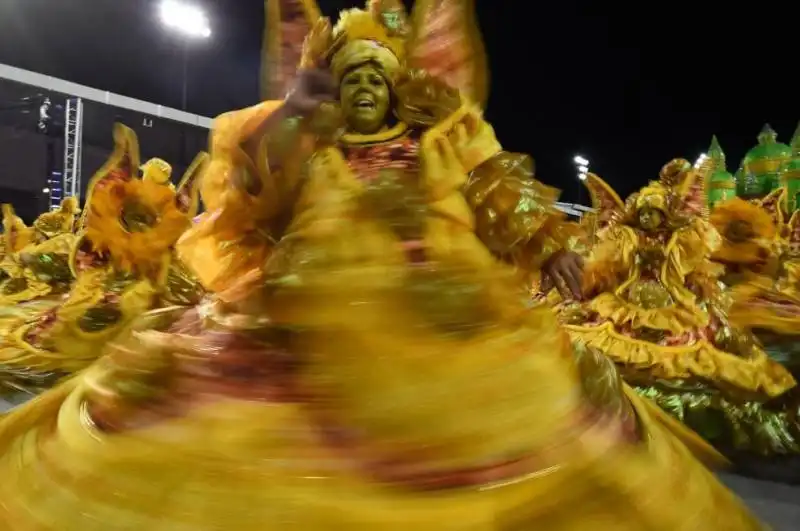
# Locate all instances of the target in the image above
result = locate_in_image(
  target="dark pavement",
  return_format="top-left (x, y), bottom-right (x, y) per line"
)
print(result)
top-left (722, 473), bottom-right (799, 530)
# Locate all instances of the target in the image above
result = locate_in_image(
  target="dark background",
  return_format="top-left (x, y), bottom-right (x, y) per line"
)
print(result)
top-left (0, 77), bottom-right (208, 221)
top-left (0, 0), bottom-right (796, 219)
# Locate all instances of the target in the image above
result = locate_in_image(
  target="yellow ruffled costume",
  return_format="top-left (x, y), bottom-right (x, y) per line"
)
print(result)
top-left (0, 125), bottom-right (205, 394)
top-left (0, 199), bottom-right (78, 308)
top-left (711, 191), bottom-right (800, 381)
top-left (0, 1), bottom-right (762, 529)
top-left (558, 165), bottom-right (799, 457)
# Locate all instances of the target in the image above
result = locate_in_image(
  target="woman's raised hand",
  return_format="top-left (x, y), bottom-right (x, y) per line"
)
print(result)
top-left (284, 68), bottom-right (337, 116)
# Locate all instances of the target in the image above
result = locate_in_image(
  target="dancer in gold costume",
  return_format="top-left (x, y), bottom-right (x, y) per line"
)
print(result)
top-left (0, 1), bottom-right (762, 529)
top-left (0, 125), bottom-right (205, 394)
top-left (0, 197), bottom-right (79, 309)
top-left (558, 161), bottom-right (800, 463)
top-left (709, 190), bottom-right (800, 376)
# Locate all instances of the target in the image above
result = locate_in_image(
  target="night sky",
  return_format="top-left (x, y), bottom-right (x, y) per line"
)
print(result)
top-left (0, 0), bottom-right (795, 204)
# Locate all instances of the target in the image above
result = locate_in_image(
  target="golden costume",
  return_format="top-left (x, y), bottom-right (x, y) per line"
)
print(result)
top-left (0, 125), bottom-right (205, 394)
top-left (0, 1), bottom-right (762, 529)
top-left (709, 190), bottom-right (800, 377)
top-left (0, 198), bottom-right (79, 309)
top-left (558, 162), bottom-right (799, 460)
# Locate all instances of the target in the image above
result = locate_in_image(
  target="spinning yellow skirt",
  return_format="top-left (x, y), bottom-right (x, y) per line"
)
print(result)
top-left (0, 299), bottom-right (764, 530)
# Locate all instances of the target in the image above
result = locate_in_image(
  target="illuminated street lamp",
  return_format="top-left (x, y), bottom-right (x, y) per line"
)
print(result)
top-left (574, 155), bottom-right (590, 181)
top-left (573, 155), bottom-right (590, 207)
top-left (158, 0), bottom-right (211, 110)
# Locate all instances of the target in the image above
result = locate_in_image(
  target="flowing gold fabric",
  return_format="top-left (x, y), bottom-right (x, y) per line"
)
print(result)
top-left (0, 126), bottom-right (204, 394)
top-left (0, 98), bottom-right (764, 529)
top-left (558, 177), bottom-right (798, 456)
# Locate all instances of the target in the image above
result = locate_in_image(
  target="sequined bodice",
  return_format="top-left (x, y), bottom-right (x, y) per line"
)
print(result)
top-left (339, 134), bottom-right (420, 181)
top-left (634, 231), bottom-right (671, 279)
top-left (624, 230), bottom-right (674, 309)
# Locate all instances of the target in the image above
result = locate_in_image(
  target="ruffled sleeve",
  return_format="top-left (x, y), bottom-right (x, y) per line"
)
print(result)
top-left (178, 101), bottom-right (314, 293)
top-left (462, 148), bottom-right (582, 274)
top-left (582, 225), bottom-right (637, 296)
top-left (662, 218), bottom-right (721, 308)
top-left (419, 104), bottom-right (579, 276)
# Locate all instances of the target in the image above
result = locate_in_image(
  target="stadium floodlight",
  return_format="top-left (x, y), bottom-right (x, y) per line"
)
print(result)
top-left (158, 0), bottom-right (211, 110)
top-left (159, 0), bottom-right (211, 39)
top-left (574, 155), bottom-right (590, 181)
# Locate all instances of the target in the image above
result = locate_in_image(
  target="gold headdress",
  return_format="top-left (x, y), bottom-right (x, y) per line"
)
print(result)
top-left (262, 0), bottom-right (488, 106)
top-left (327, 0), bottom-right (407, 83)
top-left (709, 197), bottom-right (776, 264)
top-left (77, 124), bottom-right (206, 275)
top-left (635, 182), bottom-right (671, 212)
top-left (619, 158), bottom-right (711, 226)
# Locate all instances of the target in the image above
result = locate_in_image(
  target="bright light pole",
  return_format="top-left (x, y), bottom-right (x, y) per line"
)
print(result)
top-left (574, 155), bottom-right (590, 181)
top-left (573, 155), bottom-right (590, 206)
top-left (158, 0), bottom-right (211, 111)
top-left (574, 155), bottom-right (589, 180)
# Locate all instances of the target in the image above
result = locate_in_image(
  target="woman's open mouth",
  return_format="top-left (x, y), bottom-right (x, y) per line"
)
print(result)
top-left (354, 98), bottom-right (375, 110)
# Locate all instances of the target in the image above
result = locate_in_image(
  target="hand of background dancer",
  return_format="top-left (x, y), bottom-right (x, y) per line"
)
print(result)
top-left (284, 68), bottom-right (337, 117)
top-left (543, 250), bottom-right (584, 300)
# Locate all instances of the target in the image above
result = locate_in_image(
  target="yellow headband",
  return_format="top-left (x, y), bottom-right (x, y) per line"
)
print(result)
top-left (330, 39), bottom-right (401, 84)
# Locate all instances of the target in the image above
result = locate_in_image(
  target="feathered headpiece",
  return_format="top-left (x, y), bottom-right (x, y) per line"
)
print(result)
top-left (1, 204), bottom-right (37, 253)
top-left (262, 0), bottom-right (488, 106)
top-left (76, 124), bottom-right (207, 275)
top-left (583, 157), bottom-right (711, 231)
top-left (634, 181), bottom-right (671, 213)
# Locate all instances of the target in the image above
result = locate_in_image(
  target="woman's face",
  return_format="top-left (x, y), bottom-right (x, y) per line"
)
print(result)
top-left (637, 207), bottom-right (664, 231)
top-left (339, 64), bottom-right (391, 135)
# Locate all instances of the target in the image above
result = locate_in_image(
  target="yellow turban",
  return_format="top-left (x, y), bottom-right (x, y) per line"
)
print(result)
top-left (330, 39), bottom-right (401, 84)
top-left (635, 183), bottom-right (669, 212)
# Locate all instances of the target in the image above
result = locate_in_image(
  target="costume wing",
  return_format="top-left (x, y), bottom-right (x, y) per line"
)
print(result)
top-left (582, 172), bottom-right (624, 230)
top-left (175, 152), bottom-right (209, 218)
top-left (261, 0), bottom-right (322, 100)
top-left (77, 124), bottom-right (140, 231)
top-left (406, 0), bottom-right (489, 107)
top-left (788, 211), bottom-right (800, 256)
top-left (676, 159), bottom-right (711, 221)
top-left (1, 204), bottom-right (33, 253)
top-left (757, 187), bottom-right (787, 228)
